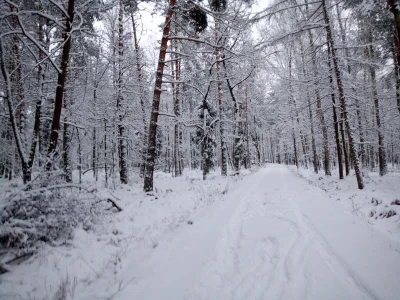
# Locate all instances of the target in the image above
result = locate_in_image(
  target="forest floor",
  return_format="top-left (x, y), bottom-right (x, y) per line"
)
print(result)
top-left (1, 164), bottom-right (400, 300)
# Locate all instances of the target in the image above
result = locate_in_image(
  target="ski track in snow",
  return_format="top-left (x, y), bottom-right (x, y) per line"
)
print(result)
top-left (108, 165), bottom-right (399, 300)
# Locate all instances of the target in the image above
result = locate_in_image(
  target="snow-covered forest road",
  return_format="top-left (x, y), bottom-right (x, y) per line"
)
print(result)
top-left (112, 165), bottom-right (400, 300)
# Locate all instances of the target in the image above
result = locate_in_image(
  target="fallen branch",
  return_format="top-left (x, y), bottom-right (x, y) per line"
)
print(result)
top-left (107, 198), bottom-right (123, 212)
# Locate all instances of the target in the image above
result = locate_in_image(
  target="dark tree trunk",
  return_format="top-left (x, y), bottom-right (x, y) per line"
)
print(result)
top-left (340, 117), bottom-right (349, 176)
top-left (104, 120), bottom-right (108, 187)
top-left (117, 0), bottom-right (128, 184)
top-left (288, 47), bottom-right (298, 169)
top-left (92, 71), bottom-right (99, 180)
top-left (307, 30), bottom-right (331, 176)
top-left (143, 0), bottom-right (176, 192)
top-left (10, 5), bottom-right (26, 148)
top-left (367, 39), bottom-right (387, 176)
top-left (388, 0), bottom-right (400, 92)
top-left (215, 24), bottom-right (227, 176)
top-left (171, 24), bottom-right (182, 177)
top-left (392, 43), bottom-right (400, 115)
top-left (322, 0), bottom-right (364, 189)
top-left (47, 0), bottom-right (75, 170)
top-left (0, 17), bottom-right (44, 184)
top-left (327, 41), bottom-right (344, 179)
top-left (336, 4), bottom-right (365, 172)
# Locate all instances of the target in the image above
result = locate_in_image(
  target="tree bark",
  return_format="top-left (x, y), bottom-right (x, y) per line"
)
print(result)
top-left (215, 23), bottom-right (227, 176)
top-left (104, 119), bottom-right (108, 187)
top-left (367, 37), bottom-right (387, 176)
top-left (143, 0), bottom-right (176, 192)
top-left (117, 0), bottom-right (128, 184)
top-left (222, 59), bottom-right (240, 173)
top-left (326, 38), bottom-right (344, 179)
top-left (392, 43), bottom-right (400, 115)
top-left (322, 0), bottom-right (364, 189)
top-left (130, 1), bottom-right (148, 176)
top-left (62, 91), bottom-right (72, 182)
top-left (307, 30), bottom-right (330, 175)
top-left (10, 5), bottom-right (26, 148)
top-left (171, 20), bottom-right (182, 177)
top-left (288, 46), bottom-right (298, 169)
top-left (46, 0), bottom-right (75, 170)
top-left (336, 3), bottom-right (365, 172)
top-left (0, 16), bottom-right (44, 184)
top-left (388, 0), bottom-right (400, 82)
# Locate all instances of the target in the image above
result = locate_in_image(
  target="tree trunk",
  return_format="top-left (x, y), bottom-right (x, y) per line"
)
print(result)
top-left (322, 0), bottom-right (364, 189)
top-left (336, 3), bottom-right (365, 172)
top-left (0, 19), bottom-right (43, 185)
top-left (326, 39), bottom-right (344, 179)
top-left (117, 0), bottom-right (128, 184)
top-left (143, 0), bottom-right (176, 192)
top-left (104, 119), bottom-right (108, 187)
top-left (92, 68), bottom-right (99, 180)
top-left (47, 0), bottom-right (75, 170)
top-left (367, 39), bottom-right (388, 176)
top-left (171, 22), bottom-right (182, 177)
top-left (340, 117), bottom-right (350, 176)
top-left (62, 114), bottom-right (72, 182)
top-left (388, 0), bottom-right (400, 87)
top-left (10, 4), bottom-right (26, 149)
top-left (222, 60), bottom-right (241, 173)
top-left (307, 31), bottom-right (330, 175)
top-left (288, 46), bottom-right (298, 169)
top-left (130, 2), bottom-right (148, 176)
top-left (215, 23), bottom-right (227, 176)
top-left (77, 129), bottom-right (82, 185)
top-left (392, 43), bottom-right (400, 115)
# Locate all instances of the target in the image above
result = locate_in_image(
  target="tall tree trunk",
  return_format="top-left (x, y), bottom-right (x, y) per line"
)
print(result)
top-left (77, 129), bottom-right (82, 185)
top-left (143, 0), bottom-right (176, 192)
top-left (245, 87), bottom-right (250, 168)
top-left (62, 90), bottom-right (72, 182)
top-left (215, 22), bottom-right (227, 176)
top-left (0, 16), bottom-right (44, 184)
top-left (0, 39), bottom-right (28, 182)
top-left (340, 116), bottom-right (350, 176)
top-left (288, 46), bottom-right (298, 169)
top-left (222, 60), bottom-right (240, 173)
top-left (336, 3), bottom-right (365, 171)
top-left (388, 0), bottom-right (400, 84)
top-left (326, 38), bottom-right (344, 179)
top-left (322, 0), bottom-right (364, 189)
top-left (367, 37), bottom-right (388, 176)
top-left (130, 2), bottom-right (148, 176)
top-left (392, 43), bottom-right (400, 115)
top-left (10, 4), bottom-right (26, 148)
top-left (171, 21), bottom-right (182, 177)
top-left (117, 0), bottom-right (128, 184)
top-left (92, 83), bottom-right (98, 180)
top-left (46, 0), bottom-right (75, 171)
top-left (104, 119), bottom-right (108, 187)
top-left (277, 140), bottom-right (281, 164)
top-left (305, 0), bottom-right (331, 176)
top-left (307, 33), bottom-right (330, 175)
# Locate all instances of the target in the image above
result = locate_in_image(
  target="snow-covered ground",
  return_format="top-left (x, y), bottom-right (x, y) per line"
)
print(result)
top-left (1, 164), bottom-right (400, 300)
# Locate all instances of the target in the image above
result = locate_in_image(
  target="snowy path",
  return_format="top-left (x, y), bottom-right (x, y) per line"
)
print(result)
top-left (111, 165), bottom-right (400, 300)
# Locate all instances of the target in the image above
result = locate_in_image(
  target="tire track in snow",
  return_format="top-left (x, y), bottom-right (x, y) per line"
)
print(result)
top-left (280, 167), bottom-right (379, 300)
top-left (211, 170), bottom-right (311, 300)
top-left (116, 166), bottom-right (389, 300)
top-left (292, 205), bottom-right (379, 300)
top-left (189, 169), bottom-right (273, 299)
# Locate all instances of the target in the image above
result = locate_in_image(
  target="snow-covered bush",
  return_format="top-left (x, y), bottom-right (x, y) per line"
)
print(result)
top-left (0, 174), bottom-right (102, 259)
